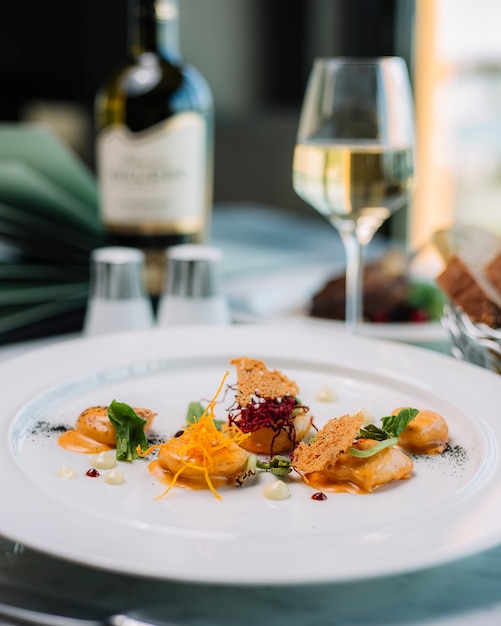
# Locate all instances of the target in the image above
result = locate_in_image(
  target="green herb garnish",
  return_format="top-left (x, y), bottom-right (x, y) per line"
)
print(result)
top-left (107, 400), bottom-right (149, 462)
top-left (186, 401), bottom-right (225, 431)
top-left (349, 437), bottom-right (399, 458)
top-left (358, 423), bottom-right (388, 441)
top-left (256, 455), bottom-right (293, 477)
top-left (235, 454), bottom-right (293, 487)
top-left (349, 407), bottom-right (419, 458)
top-left (186, 401), bottom-right (205, 424)
top-left (381, 407), bottom-right (419, 438)
top-left (408, 282), bottom-right (446, 320)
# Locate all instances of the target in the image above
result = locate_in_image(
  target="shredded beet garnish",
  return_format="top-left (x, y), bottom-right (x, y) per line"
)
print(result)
top-left (228, 395), bottom-right (308, 455)
top-left (229, 395), bottom-right (302, 433)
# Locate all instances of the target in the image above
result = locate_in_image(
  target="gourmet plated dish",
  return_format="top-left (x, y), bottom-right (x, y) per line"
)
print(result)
top-left (55, 357), bottom-right (451, 500)
top-left (310, 248), bottom-right (445, 323)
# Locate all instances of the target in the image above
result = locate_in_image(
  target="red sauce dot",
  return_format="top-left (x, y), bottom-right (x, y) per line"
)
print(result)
top-left (86, 468), bottom-right (100, 477)
top-left (311, 491), bottom-right (327, 501)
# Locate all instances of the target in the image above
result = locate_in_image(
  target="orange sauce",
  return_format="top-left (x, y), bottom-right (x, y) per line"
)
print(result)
top-left (303, 471), bottom-right (367, 495)
top-left (58, 430), bottom-right (113, 454)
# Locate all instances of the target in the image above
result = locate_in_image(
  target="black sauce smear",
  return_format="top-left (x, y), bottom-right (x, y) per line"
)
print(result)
top-left (146, 431), bottom-right (167, 446)
top-left (30, 421), bottom-right (70, 438)
top-left (411, 443), bottom-right (470, 477)
top-left (443, 443), bottom-right (470, 466)
top-left (29, 420), bottom-right (167, 446)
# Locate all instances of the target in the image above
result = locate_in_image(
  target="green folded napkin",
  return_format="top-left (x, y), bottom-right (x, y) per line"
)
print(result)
top-left (0, 123), bottom-right (104, 344)
top-left (0, 122), bottom-right (97, 209)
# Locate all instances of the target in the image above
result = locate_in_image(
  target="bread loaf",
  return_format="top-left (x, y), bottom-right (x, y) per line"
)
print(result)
top-left (486, 253), bottom-right (501, 289)
top-left (435, 224), bottom-right (501, 327)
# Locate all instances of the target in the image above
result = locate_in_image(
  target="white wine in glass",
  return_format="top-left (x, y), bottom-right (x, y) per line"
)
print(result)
top-left (293, 57), bottom-right (415, 331)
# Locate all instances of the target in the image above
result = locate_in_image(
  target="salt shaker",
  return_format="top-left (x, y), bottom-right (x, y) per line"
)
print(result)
top-left (83, 247), bottom-right (155, 336)
top-left (156, 244), bottom-right (231, 326)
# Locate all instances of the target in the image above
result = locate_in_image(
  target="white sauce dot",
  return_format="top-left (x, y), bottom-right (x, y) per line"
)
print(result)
top-left (105, 468), bottom-right (125, 485)
top-left (264, 480), bottom-right (290, 500)
top-left (58, 466), bottom-right (78, 479)
top-left (90, 451), bottom-right (117, 470)
top-left (315, 385), bottom-right (337, 402)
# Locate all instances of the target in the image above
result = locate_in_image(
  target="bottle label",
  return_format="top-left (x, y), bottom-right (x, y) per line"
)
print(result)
top-left (97, 112), bottom-right (206, 232)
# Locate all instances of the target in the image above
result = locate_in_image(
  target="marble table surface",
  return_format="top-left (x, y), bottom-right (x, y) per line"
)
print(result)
top-left (2, 531), bottom-right (501, 626)
top-left (1, 204), bottom-right (501, 625)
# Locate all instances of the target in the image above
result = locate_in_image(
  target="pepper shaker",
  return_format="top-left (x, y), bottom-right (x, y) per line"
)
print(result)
top-left (83, 247), bottom-right (155, 336)
top-left (156, 244), bottom-right (231, 326)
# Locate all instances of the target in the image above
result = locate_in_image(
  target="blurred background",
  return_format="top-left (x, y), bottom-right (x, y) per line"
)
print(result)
top-left (3, 0), bottom-right (501, 343)
top-left (0, 0), bottom-right (414, 227)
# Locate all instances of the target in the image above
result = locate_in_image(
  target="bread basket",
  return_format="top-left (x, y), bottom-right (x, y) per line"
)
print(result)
top-left (442, 303), bottom-right (501, 373)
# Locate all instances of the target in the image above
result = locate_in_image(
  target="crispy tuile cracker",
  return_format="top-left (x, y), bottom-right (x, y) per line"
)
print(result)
top-left (230, 357), bottom-right (300, 407)
top-left (293, 411), bottom-right (364, 474)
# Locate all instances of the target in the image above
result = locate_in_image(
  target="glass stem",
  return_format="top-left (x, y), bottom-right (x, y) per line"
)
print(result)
top-left (339, 229), bottom-right (364, 333)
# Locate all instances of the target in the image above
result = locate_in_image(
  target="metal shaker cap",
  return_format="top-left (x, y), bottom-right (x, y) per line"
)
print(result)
top-left (164, 244), bottom-right (224, 298)
top-left (89, 247), bottom-right (147, 300)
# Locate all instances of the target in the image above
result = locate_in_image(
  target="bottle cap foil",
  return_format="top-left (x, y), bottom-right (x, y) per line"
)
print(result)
top-left (164, 244), bottom-right (225, 298)
top-left (89, 247), bottom-right (147, 300)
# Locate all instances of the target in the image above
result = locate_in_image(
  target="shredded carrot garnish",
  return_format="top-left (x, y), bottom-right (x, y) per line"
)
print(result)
top-left (139, 371), bottom-right (249, 500)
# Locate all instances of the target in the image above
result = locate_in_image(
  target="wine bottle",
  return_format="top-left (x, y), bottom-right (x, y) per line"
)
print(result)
top-left (95, 0), bottom-right (214, 297)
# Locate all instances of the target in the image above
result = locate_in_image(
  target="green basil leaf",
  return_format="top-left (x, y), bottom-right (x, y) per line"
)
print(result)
top-left (107, 400), bottom-right (148, 462)
top-left (381, 407), bottom-right (419, 438)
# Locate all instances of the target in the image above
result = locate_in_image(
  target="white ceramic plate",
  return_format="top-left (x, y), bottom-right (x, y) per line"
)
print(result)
top-left (1, 325), bottom-right (500, 585)
top-left (225, 262), bottom-right (447, 347)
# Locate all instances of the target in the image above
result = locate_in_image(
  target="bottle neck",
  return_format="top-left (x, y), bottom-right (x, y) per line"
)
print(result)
top-left (128, 0), bottom-right (181, 63)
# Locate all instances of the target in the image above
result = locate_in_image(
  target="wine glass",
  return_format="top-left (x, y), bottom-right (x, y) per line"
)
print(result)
top-left (293, 57), bottom-right (415, 332)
